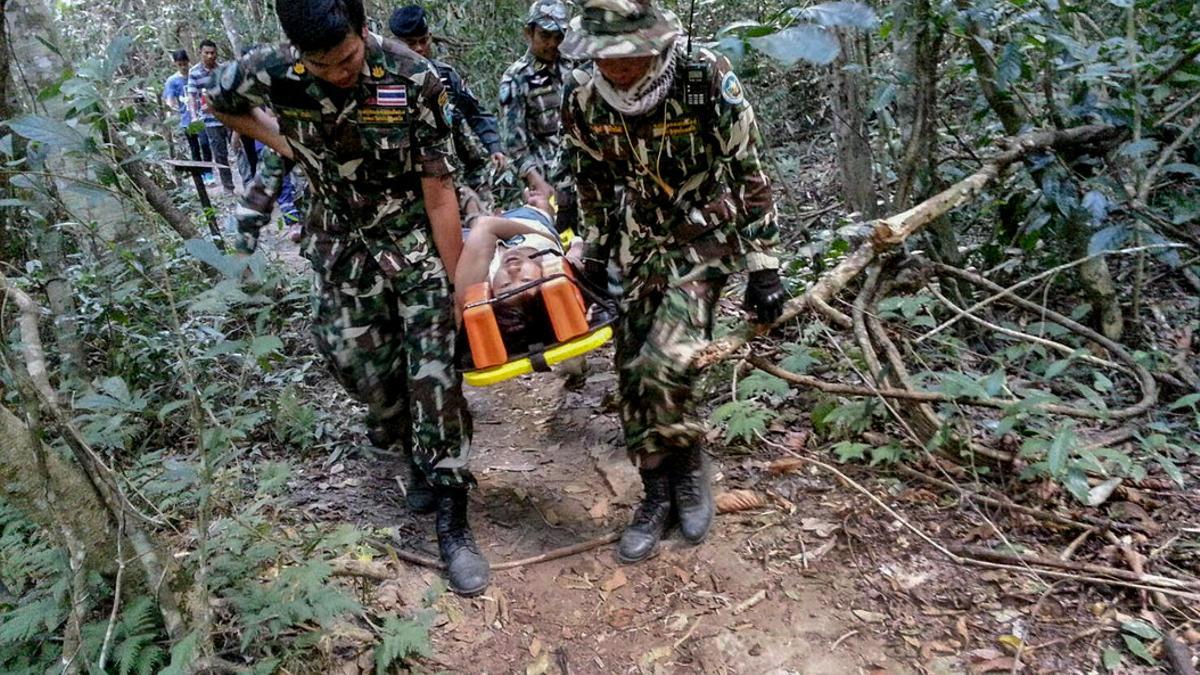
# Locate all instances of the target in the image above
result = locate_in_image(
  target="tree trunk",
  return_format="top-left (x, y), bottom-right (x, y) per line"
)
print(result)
top-left (895, 0), bottom-right (962, 277)
top-left (35, 227), bottom-right (88, 380)
top-left (5, 0), bottom-right (92, 377)
top-left (830, 29), bottom-right (880, 218)
top-left (0, 0), bottom-right (16, 265)
top-left (220, 5), bottom-right (244, 57)
top-left (0, 403), bottom-right (117, 574)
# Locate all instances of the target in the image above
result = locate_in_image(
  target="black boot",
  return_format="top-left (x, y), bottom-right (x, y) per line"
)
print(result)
top-left (435, 488), bottom-right (490, 597)
top-left (617, 465), bottom-right (673, 564)
top-left (404, 454), bottom-right (436, 514)
top-left (670, 446), bottom-right (714, 544)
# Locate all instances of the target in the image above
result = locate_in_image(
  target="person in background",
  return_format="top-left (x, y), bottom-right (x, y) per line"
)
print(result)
top-left (389, 5), bottom-right (507, 210)
top-left (187, 39), bottom-right (235, 192)
top-left (498, 1), bottom-right (574, 204)
top-left (162, 48), bottom-right (212, 182)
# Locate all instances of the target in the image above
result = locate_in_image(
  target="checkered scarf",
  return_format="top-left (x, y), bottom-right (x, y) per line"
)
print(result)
top-left (594, 40), bottom-right (679, 117)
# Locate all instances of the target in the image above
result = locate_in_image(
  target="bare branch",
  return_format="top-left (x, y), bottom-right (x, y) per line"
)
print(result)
top-left (695, 125), bottom-right (1122, 370)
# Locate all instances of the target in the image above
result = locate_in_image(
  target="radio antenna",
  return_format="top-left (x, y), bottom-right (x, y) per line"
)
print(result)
top-left (685, 0), bottom-right (697, 55)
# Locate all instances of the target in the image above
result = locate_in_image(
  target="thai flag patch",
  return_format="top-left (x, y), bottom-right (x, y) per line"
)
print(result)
top-left (374, 85), bottom-right (407, 107)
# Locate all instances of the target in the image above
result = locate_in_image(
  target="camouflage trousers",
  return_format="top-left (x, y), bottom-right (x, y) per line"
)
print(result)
top-left (614, 278), bottom-right (725, 463)
top-left (311, 264), bottom-right (474, 488)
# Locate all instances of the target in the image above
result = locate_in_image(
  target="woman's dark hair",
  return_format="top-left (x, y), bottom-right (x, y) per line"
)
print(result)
top-left (494, 292), bottom-right (554, 355)
top-left (277, 0), bottom-right (366, 54)
top-left (172, 49), bottom-right (189, 62)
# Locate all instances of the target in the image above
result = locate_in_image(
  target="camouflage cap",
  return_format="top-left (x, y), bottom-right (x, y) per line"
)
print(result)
top-left (527, 0), bottom-right (570, 33)
top-left (559, 0), bottom-right (682, 59)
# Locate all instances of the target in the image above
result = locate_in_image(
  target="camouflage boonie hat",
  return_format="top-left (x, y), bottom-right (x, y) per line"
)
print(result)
top-left (559, 0), bottom-right (682, 59)
top-left (527, 0), bottom-right (570, 32)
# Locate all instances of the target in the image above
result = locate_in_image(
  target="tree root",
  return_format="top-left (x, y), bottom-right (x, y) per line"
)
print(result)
top-left (948, 544), bottom-right (1200, 593)
top-left (338, 531), bottom-right (624, 577)
top-left (932, 262), bottom-right (1159, 419)
top-left (890, 464), bottom-right (1136, 534)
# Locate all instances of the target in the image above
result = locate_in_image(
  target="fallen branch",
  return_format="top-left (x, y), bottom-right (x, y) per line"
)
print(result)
top-left (890, 464), bottom-right (1131, 534)
top-left (1137, 111), bottom-right (1200, 204)
top-left (933, 263), bottom-right (1159, 419)
top-left (342, 531), bottom-right (624, 576)
top-left (917, 244), bottom-right (1181, 343)
top-left (695, 124), bottom-right (1121, 369)
top-left (750, 354), bottom-right (1126, 420)
top-left (948, 544), bottom-right (1200, 592)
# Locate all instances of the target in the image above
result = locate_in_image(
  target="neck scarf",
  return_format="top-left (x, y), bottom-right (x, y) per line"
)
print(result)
top-left (595, 41), bottom-right (679, 117)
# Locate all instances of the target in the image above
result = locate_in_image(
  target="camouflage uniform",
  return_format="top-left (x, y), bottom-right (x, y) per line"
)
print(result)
top-left (499, 52), bottom-right (574, 183)
top-left (432, 59), bottom-right (502, 198)
top-left (210, 35), bottom-right (474, 488)
top-left (560, 38), bottom-right (780, 461)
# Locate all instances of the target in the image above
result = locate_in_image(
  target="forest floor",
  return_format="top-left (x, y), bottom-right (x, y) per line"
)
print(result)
top-left (231, 223), bottom-right (1195, 674)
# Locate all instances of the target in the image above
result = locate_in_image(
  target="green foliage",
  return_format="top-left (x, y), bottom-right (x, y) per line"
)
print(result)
top-left (235, 560), bottom-right (363, 651)
top-left (273, 387), bottom-right (319, 450)
top-left (1118, 618), bottom-right (1162, 665)
top-left (712, 399), bottom-right (776, 444)
top-left (375, 613), bottom-right (434, 672)
top-left (737, 370), bottom-right (791, 399)
top-left (0, 503), bottom-right (68, 671)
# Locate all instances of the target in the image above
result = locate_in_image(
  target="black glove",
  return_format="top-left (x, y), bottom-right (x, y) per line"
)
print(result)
top-left (744, 269), bottom-right (786, 325)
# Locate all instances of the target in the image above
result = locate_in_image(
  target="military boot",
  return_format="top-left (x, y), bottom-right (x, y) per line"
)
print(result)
top-left (670, 446), bottom-right (714, 544)
top-left (404, 454), bottom-right (436, 514)
top-left (435, 488), bottom-right (490, 597)
top-left (617, 464), bottom-right (673, 564)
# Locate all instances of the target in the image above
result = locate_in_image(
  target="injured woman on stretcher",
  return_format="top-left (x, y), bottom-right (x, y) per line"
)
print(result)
top-left (454, 188), bottom-right (613, 376)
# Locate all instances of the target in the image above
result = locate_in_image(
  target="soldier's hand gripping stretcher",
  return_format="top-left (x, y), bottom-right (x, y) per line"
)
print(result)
top-left (453, 187), bottom-right (616, 386)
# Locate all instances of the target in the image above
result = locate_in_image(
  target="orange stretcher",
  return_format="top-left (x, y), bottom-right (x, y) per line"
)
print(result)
top-left (461, 244), bottom-right (615, 387)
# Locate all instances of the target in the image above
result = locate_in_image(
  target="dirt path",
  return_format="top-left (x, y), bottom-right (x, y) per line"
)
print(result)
top-left (256, 228), bottom-right (909, 672)
top-left (263, 229), bottom-right (911, 674)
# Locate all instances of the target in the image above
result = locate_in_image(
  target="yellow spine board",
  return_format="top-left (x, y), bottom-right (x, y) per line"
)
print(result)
top-left (464, 326), bottom-right (613, 387)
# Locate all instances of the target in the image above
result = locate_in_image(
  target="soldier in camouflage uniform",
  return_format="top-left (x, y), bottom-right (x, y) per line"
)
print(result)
top-left (499, 1), bottom-right (577, 219)
top-left (208, 0), bottom-right (489, 596)
top-left (389, 5), bottom-right (508, 210)
top-left (560, 0), bottom-right (787, 563)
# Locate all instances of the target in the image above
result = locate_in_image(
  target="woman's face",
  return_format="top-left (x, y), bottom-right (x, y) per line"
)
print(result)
top-left (491, 248), bottom-right (544, 297)
top-left (597, 56), bottom-right (655, 90)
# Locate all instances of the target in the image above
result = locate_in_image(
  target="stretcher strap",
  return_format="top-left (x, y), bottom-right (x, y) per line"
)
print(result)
top-left (527, 344), bottom-right (552, 373)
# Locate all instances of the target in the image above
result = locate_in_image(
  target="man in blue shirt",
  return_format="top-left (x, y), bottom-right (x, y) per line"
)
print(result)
top-left (163, 49), bottom-right (213, 181)
top-left (187, 39), bottom-right (235, 192)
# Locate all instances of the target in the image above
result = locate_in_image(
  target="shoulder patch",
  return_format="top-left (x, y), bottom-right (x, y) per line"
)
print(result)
top-left (498, 81), bottom-right (511, 103)
top-left (371, 65), bottom-right (385, 79)
top-left (721, 71), bottom-right (744, 106)
top-left (439, 89), bottom-right (453, 125)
